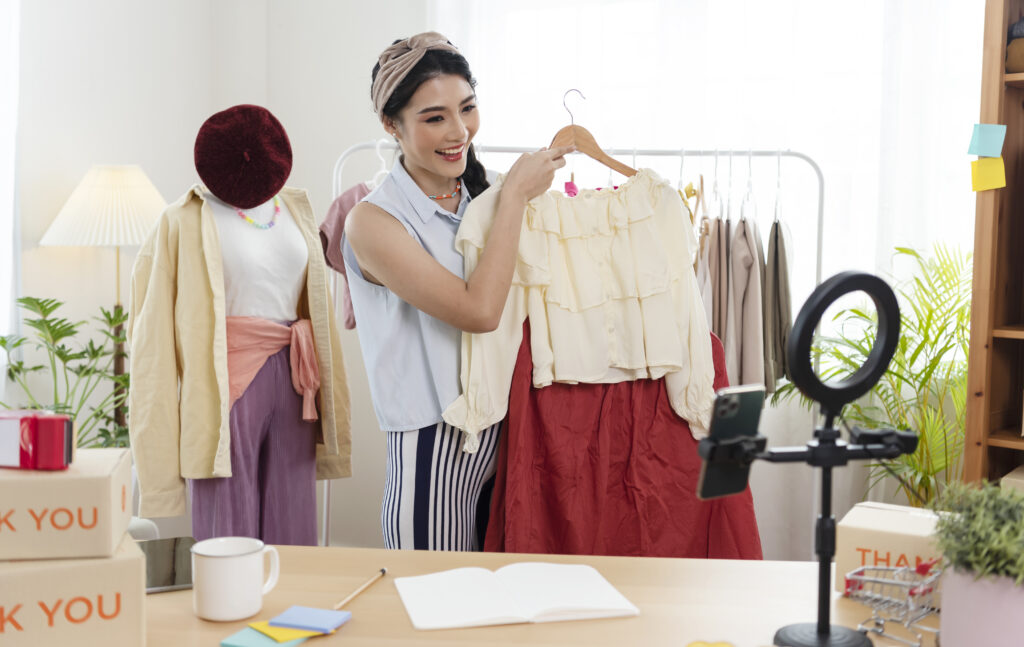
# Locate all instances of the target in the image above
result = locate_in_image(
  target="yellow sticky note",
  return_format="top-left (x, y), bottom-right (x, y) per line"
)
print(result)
top-left (249, 620), bottom-right (327, 642)
top-left (972, 157), bottom-right (1006, 191)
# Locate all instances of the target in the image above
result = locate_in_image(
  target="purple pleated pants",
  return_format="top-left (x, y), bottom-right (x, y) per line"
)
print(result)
top-left (189, 345), bottom-right (318, 545)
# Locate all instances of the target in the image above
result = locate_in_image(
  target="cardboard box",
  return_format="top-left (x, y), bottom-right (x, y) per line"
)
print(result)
top-left (835, 502), bottom-right (941, 597)
top-left (1000, 465), bottom-right (1024, 493)
top-left (0, 448), bottom-right (131, 560)
top-left (0, 533), bottom-right (144, 646)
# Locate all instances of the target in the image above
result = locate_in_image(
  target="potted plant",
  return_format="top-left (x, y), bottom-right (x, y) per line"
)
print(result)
top-left (0, 296), bottom-right (129, 447)
top-left (933, 482), bottom-right (1024, 646)
top-left (773, 245), bottom-right (971, 506)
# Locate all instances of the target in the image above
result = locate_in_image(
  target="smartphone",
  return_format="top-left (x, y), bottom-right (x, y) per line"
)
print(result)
top-left (139, 536), bottom-right (196, 593)
top-left (696, 384), bottom-right (766, 500)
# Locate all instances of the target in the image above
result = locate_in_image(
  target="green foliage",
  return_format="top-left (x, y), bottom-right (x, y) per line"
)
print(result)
top-left (933, 482), bottom-right (1024, 584)
top-left (772, 245), bottom-right (971, 506)
top-left (0, 297), bottom-right (129, 447)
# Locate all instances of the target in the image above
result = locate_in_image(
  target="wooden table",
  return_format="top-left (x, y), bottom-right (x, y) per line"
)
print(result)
top-left (146, 546), bottom-right (937, 646)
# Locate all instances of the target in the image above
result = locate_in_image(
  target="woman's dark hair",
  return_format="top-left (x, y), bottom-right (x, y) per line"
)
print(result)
top-left (372, 44), bottom-right (490, 199)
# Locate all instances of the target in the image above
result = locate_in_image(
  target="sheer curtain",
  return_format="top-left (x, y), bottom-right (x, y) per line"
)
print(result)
top-left (0, 0), bottom-right (19, 383)
top-left (429, 0), bottom-right (985, 559)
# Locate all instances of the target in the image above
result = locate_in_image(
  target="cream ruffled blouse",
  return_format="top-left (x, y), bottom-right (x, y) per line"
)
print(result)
top-left (442, 168), bottom-right (715, 452)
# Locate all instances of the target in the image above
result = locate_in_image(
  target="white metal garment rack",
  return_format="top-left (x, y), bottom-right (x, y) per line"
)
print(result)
top-left (319, 142), bottom-right (825, 547)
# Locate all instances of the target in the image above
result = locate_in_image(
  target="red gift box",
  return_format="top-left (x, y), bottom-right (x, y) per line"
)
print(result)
top-left (0, 410), bottom-right (73, 470)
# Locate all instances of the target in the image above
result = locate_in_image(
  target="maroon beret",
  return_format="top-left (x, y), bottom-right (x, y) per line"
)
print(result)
top-left (194, 105), bottom-right (292, 209)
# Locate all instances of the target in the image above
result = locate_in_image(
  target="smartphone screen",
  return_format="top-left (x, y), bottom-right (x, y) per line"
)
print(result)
top-left (139, 536), bottom-right (196, 593)
top-left (696, 385), bottom-right (765, 500)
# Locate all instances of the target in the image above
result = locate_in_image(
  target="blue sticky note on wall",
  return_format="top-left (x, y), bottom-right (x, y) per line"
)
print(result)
top-left (969, 123), bottom-right (1007, 157)
top-left (221, 627), bottom-right (308, 647)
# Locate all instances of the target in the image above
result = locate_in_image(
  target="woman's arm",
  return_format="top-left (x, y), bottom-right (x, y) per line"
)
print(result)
top-left (345, 146), bottom-right (571, 333)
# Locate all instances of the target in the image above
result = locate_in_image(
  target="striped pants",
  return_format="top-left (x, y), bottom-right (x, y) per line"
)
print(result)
top-left (381, 421), bottom-right (501, 550)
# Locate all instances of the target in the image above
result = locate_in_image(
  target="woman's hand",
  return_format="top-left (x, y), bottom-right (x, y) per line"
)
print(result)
top-left (503, 146), bottom-right (574, 202)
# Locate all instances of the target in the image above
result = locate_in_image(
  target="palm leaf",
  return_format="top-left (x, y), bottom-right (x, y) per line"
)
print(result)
top-left (776, 244), bottom-right (972, 506)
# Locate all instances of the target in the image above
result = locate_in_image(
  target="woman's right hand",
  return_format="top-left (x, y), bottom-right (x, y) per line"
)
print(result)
top-left (503, 145), bottom-right (575, 202)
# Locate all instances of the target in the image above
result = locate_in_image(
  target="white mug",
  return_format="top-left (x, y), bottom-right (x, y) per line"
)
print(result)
top-left (191, 536), bottom-right (280, 621)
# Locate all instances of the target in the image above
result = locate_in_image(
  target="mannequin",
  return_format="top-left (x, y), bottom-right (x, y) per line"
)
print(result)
top-left (128, 105), bottom-right (352, 546)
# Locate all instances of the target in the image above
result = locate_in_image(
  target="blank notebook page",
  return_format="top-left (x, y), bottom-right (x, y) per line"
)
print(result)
top-left (495, 563), bottom-right (640, 623)
top-left (394, 567), bottom-right (529, 630)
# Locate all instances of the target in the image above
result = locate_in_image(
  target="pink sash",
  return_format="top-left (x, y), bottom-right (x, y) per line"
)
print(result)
top-left (226, 316), bottom-right (320, 421)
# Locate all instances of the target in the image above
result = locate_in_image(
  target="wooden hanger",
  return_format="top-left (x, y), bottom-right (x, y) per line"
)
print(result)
top-left (549, 90), bottom-right (636, 178)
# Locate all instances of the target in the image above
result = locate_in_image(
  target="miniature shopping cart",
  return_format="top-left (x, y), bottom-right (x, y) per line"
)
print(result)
top-left (843, 559), bottom-right (942, 647)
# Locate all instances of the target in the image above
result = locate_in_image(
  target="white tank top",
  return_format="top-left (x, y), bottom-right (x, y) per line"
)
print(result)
top-left (207, 191), bottom-right (308, 321)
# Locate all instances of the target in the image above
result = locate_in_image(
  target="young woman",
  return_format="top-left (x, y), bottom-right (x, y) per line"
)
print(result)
top-left (343, 32), bottom-right (572, 550)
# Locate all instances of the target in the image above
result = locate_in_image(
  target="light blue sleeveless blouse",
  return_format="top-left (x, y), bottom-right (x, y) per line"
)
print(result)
top-left (341, 158), bottom-right (472, 431)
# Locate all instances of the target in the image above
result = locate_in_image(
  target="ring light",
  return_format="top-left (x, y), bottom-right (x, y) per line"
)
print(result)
top-left (786, 271), bottom-right (900, 423)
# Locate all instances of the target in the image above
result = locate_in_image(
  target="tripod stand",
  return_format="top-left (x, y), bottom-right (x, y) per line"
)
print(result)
top-left (697, 272), bottom-right (917, 647)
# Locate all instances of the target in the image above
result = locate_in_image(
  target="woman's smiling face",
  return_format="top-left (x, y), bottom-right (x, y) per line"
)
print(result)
top-left (385, 73), bottom-right (479, 188)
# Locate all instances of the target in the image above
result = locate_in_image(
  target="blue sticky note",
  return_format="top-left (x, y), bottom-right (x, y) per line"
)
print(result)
top-left (969, 123), bottom-right (1007, 157)
top-left (221, 627), bottom-right (308, 647)
top-left (269, 606), bottom-right (352, 633)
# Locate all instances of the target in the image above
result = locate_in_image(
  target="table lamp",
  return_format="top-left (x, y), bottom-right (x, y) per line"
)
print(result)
top-left (39, 164), bottom-right (166, 425)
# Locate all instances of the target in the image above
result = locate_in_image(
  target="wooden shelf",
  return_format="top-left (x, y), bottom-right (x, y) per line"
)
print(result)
top-left (965, 0), bottom-right (1024, 483)
top-left (993, 325), bottom-right (1024, 339)
top-left (988, 428), bottom-right (1024, 450)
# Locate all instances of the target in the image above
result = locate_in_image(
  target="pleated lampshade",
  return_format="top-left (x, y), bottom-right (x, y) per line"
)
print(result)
top-left (40, 165), bottom-right (166, 247)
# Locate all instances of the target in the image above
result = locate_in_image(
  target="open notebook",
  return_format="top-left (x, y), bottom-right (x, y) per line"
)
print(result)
top-left (394, 562), bottom-right (639, 630)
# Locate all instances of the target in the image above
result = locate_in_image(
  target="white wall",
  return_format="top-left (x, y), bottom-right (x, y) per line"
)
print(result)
top-left (15, 0), bottom-right (271, 537)
top-left (17, 0), bottom-right (218, 320)
top-left (13, 0), bottom-right (428, 545)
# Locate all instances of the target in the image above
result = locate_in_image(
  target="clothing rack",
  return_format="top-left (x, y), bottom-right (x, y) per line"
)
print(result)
top-left (321, 142), bottom-right (826, 547)
top-left (332, 142), bottom-right (825, 283)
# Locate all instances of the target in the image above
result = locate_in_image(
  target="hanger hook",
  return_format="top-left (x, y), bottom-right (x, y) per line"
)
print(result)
top-left (563, 89), bottom-right (586, 126)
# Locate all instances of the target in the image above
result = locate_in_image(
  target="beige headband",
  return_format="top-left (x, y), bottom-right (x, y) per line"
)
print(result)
top-left (371, 32), bottom-right (461, 116)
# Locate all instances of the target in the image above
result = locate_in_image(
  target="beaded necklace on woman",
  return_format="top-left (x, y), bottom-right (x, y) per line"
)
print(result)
top-left (427, 179), bottom-right (461, 214)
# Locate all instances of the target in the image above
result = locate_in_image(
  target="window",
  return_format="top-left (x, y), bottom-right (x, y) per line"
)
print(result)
top-left (430, 0), bottom-right (984, 304)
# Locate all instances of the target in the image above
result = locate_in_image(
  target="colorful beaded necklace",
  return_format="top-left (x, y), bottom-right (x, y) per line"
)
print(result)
top-left (236, 196), bottom-right (280, 229)
top-left (427, 180), bottom-right (461, 201)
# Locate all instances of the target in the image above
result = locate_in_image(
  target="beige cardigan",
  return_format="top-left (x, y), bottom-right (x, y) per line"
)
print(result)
top-left (128, 186), bottom-right (352, 518)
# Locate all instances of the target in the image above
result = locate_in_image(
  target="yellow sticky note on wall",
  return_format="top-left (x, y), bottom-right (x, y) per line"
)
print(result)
top-left (972, 157), bottom-right (1006, 191)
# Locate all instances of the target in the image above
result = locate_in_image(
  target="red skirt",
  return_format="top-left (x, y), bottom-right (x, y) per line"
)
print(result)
top-left (484, 323), bottom-right (763, 559)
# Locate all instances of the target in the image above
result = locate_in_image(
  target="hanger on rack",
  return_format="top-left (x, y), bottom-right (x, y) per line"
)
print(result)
top-left (740, 149), bottom-right (756, 223)
top-left (678, 147), bottom-right (686, 190)
top-left (774, 150), bottom-right (783, 223)
top-left (690, 178), bottom-right (703, 226)
top-left (726, 151), bottom-right (734, 221)
top-left (549, 89), bottom-right (636, 178)
top-left (709, 149), bottom-right (723, 222)
top-left (366, 138), bottom-right (391, 189)
top-left (675, 147), bottom-right (700, 225)
top-left (678, 148), bottom-right (700, 203)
